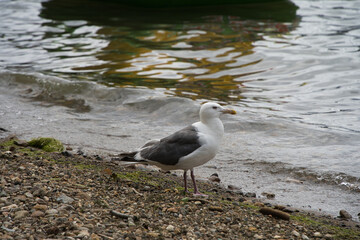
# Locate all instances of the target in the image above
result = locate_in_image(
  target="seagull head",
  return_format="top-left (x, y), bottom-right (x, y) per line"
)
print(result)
top-left (200, 102), bottom-right (236, 122)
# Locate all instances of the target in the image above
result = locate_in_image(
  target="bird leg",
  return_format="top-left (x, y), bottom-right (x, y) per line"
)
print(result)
top-left (183, 170), bottom-right (188, 194)
top-left (190, 170), bottom-right (208, 197)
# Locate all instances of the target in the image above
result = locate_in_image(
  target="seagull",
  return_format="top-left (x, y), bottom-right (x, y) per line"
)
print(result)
top-left (118, 102), bottom-right (236, 196)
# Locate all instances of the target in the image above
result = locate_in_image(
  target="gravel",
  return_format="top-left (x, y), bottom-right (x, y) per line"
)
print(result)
top-left (1, 136), bottom-right (360, 239)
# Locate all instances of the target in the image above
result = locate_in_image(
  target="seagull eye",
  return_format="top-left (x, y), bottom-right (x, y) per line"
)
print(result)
top-left (212, 106), bottom-right (218, 110)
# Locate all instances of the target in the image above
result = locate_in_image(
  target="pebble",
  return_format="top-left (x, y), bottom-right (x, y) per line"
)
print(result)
top-left (208, 206), bottom-right (223, 212)
top-left (90, 233), bottom-right (101, 240)
top-left (245, 192), bottom-right (256, 198)
top-left (56, 193), bottom-right (74, 204)
top-left (339, 209), bottom-right (352, 220)
top-left (313, 232), bottom-right (322, 237)
top-left (45, 209), bottom-right (58, 215)
top-left (1, 204), bottom-right (18, 211)
top-left (77, 229), bottom-right (90, 238)
top-left (24, 192), bottom-right (33, 198)
top-left (208, 173), bottom-right (221, 183)
top-left (31, 210), bottom-right (45, 217)
top-left (33, 204), bottom-right (48, 211)
top-left (254, 234), bottom-right (263, 239)
top-left (166, 224), bottom-right (175, 232)
top-left (302, 234), bottom-right (310, 240)
top-left (14, 210), bottom-right (29, 219)
top-left (292, 230), bottom-right (300, 237)
top-left (0, 190), bottom-right (7, 197)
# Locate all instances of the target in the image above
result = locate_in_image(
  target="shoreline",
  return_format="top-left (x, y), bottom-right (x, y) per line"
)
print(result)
top-left (1, 135), bottom-right (360, 239)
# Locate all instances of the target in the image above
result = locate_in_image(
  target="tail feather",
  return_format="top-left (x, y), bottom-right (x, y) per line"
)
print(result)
top-left (112, 151), bottom-right (146, 163)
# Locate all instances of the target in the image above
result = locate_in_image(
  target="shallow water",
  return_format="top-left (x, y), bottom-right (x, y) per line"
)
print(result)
top-left (1, 0), bottom-right (360, 218)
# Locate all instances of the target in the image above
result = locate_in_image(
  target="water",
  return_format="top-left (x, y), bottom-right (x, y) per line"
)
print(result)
top-left (1, 0), bottom-right (360, 218)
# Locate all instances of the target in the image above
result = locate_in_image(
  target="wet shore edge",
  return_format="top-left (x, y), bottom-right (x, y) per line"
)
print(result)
top-left (1, 135), bottom-right (359, 239)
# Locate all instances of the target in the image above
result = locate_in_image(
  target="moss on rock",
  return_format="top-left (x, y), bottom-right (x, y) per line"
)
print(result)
top-left (28, 137), bottom-right (64, 152)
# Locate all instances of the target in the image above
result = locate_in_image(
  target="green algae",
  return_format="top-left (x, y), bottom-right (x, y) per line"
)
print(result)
top-left (292, 214), bottom-right (360, 239)
top-left (28, 137), bottom-right (64, 152)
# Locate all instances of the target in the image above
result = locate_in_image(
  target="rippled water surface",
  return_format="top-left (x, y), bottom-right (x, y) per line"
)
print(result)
top-left (1, 0), bottom-right (360, 217)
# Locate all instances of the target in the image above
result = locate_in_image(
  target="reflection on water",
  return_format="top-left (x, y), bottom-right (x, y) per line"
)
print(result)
top-left (39, 0), bottom-right (299, 101)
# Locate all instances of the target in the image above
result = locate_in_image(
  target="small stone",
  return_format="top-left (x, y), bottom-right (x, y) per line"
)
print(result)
top-left (128, 217), bottom-right (136, 226)
top-left (77, 192), bottom-right (91, 200)
top-left (147, 232), bottom-right (160, 238)
top-left (245, 192), bottom-right (256, 198)
top-left (14, 210), bottom-right (29, 219)
top-left (208, 173), bottom-right (221, 183)
top-left (166, 225), bottom-right (175, 232)
top-left (45, 209), bottom-right (58, 215)
top-left (78, 229), bottom-right (90, 238)
top-left (31, 210), bottom-right (45, 218)
top-left (292, 230), bottom-right (300, 237)
top-left (90, 233), bottom-right (101, 240)
top-left (302, 234), bottom-right (310, 240)
top-left (209, 206), bottom-right (223, 212)
top-left (313, 232), bottom-right (322, 237)
top-left (24, 192), bottom-right (34, 198)
top-left (56, 193), bottom-right (74, 204)
top-left (324, 234), bottom-right (334, 239)
top-left (32, 186), bottom-right (47, 197)
top-left (0, 190), bottom-right (7, 197)
top-left (261, 192), bottom-right (275, 199)
top-left (33, 204), bottom-right (48, 211)
top-left (339, 209), bottom-right (352, 220)
top-left (194, 201), bottom-right (202, 205)
top-left (167, 207), bottom-right (178, 213)
top-left (1, 204), bottom-right (18, 211)
top-left (254, 234), bottom-right (263, 239)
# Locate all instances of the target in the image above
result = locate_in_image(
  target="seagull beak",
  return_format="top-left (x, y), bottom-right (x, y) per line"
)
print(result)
top-left (221, 108), bottom-right (237, 115)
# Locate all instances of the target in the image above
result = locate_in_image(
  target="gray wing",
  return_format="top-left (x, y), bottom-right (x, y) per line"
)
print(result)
top-left (139, 125), bottom-right (201, 165)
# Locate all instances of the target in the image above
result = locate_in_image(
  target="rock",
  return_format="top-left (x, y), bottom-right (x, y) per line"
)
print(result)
top-left (166, 224), bottom-right (175, 232)
top-left (24, 192), bottom-right (34, 198)
top-left (292, 230), bottom-right (300, 237)
top-left (209, 206), bottom-right (223, 212)
top-left (245, 192), bottom-right (256, 198)
top-left (33, 204), bottom-right (48, 211)
top-left (128, 217), bottom-right (136, 226)
top-left (78, 229), bottom-right (90, 238)
top-left (302, 234), bottom-right (310, 240)
top-left (1, 204), bottom-right (18, 211)
top-left (261, 192), bottom-right (275, 199)
top-left (27, 137), bottom-right (64, 152)
top-left (32, 186), bottom-right (47, 197)
top-left (14, 139), bottom-right (28, 147)
top-left (324, 233), bottom-right (334, 239)
top-left (259, 207), bottom-right (290, 221)
top-left (77, 191), bottom-right (91, 200)
top-left (45, 209), bottom-right (58, 215)
top-left (313, 232), bottom-right (322, 237)
top-left (90, 233), bottom-right (101, 240)
top-left (56, 193), bottom-right (74, 204)
top-left (31, 211), bottom-right (45, 218)
top-left (14, 210), bottom-right (29, 219)
top-left (208, 173), bottom-right (221, 183)
top-left (167, 207), bottom-right (178, 213)
top-left (339, 209), bottom-right (352, 220)
top-left (0, 190), bottom-right (7, 197)
top-left (253, 234), bottom-right (263, 239)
